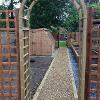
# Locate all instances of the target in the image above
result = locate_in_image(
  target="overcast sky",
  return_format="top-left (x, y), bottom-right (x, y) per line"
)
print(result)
top-left (0, 0), bottom-right (20, 8)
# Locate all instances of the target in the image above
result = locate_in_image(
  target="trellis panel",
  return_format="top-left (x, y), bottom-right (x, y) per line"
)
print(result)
top-left (85, 8), bottom-right (100, 100)
top-left (0, 10), bottom-right (20, 100)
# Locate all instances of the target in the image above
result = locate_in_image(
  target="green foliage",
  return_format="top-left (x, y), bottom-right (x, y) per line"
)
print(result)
top-left (62, 4), bottom-right (79, 32)
top-left (89, 3), bottom-right (100, 19)
top-left (59, 41), bottom-right (66, 47)
top-left (50, 26), bottom-right (59, 34)
top-left (0, 22), bottom-right (6, 28)
top-left (0, 5), bottom-right (7, 10)
top-left (30, 0), bottom-right (67, 29)
top-left (89, 3), bottom-right (100, 8)
top-left (0, 5), bottom-right (7, 28)
top-left (30, 0), bottom-right (79, 32)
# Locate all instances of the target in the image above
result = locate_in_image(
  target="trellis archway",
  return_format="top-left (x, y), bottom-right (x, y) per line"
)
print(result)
top-left (19, 0), bottom-right (87, 100)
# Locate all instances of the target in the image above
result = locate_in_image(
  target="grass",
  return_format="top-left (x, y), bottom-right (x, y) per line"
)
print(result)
top-left (56, 41), bottom-right (67, 47)
top-left (59, 41), bottom-right (67, 47)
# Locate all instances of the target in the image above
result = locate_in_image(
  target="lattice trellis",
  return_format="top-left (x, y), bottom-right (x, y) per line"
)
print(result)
top-left (0, 10), bottom-right (20, 100)
top-left (85, 8), bottom-right (100, 100)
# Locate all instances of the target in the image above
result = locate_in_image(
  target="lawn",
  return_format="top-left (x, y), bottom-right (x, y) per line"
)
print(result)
top-left (56, 41), bottom-right (67, 47)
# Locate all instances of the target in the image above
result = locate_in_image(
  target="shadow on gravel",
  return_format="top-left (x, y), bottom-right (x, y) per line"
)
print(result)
top-left (30, 56), bottom-right (53, 97)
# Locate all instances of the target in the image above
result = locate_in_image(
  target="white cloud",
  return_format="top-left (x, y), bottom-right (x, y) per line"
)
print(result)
top-left (0, 0), bottom-right (20, 8)
top-left (14, 3), bottom-right (21, 8)
top-left (0, 0), bottom-right (3, 4)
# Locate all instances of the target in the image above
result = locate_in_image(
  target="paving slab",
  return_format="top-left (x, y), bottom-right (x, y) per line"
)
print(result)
top-left (33, 48), bottom-right (75, 100)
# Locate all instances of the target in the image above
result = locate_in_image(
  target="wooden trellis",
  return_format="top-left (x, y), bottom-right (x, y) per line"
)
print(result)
top-left (0, 10), bottom-right (20, 100)
top-left (0, 8), bottom-right (31, 100)
top-left (85, 8), bottom-right (100, 100)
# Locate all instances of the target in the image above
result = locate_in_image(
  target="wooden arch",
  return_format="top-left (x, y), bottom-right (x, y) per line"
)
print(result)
top-left (19, 0), bottom-right (87, 100)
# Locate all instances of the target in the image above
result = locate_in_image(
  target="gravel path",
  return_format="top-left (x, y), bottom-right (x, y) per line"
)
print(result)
top-left (30, 56), bottom-right (53, 97)
top-left (33, 48), bottom-right (75, 100)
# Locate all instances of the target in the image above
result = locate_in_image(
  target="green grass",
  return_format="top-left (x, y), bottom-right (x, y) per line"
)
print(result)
top-left (59, 41), bottom-right (66, 47)
top-left (55, 41), bottom-right (67, 47)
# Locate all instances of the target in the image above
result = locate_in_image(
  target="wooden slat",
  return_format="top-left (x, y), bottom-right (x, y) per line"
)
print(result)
top-left (0, 28), bottom-right (16, 31)
top-left (0, 10), bottom-right (16, 13)
top-left (93, 19), bottom-right (100, 23)
top-left (0, 19), bottom-right (15, 22)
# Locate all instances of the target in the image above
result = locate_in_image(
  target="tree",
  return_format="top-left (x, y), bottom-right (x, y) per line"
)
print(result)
top-left (62, 5), bottom-right (79, 32)
top-left (30, 0), bottom-right (72, 29)
top-left (0, 5), bottom-right (7, 28)
top-left (29, 0), bottom-right (79, 32)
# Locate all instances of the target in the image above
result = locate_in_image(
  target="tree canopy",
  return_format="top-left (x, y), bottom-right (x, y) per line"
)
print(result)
top-left (0, 0), bottom-right (100, 32)
top-left (29, 0), bottom-right (79, 32)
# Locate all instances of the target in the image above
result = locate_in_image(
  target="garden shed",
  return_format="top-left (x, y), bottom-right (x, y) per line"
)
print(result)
top-left (30, 28), bottom-right (55, 56)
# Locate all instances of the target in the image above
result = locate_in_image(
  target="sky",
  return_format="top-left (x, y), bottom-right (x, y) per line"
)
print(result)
top-left (0, 0), bottom-right (5, 4)
top-left (0, 0), bottom-right (20, 8)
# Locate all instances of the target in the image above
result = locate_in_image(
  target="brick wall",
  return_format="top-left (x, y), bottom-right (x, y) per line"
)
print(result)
top-left (30, 28), bottom-right (55, 56)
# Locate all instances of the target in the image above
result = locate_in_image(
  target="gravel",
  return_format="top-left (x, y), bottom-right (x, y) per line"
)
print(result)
top-left (33, 48), bottom-right (75, 100)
